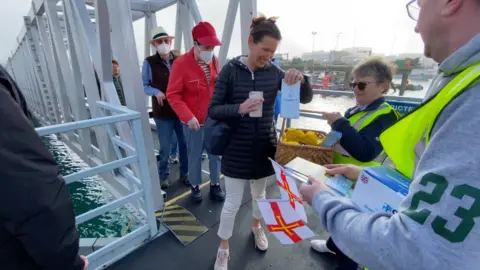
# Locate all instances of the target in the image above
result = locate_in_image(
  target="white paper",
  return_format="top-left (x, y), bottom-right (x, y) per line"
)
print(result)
top-left (285, 157), bottom-right (326, 182)
top-left (280, 80), bottom-right (301, 119)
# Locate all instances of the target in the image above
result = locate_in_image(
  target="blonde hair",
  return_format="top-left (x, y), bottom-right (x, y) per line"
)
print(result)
top-left (353, 57), bottom-right (397, 83)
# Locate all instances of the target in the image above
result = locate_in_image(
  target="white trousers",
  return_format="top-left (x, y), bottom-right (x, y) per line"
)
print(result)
top-left (217, 175), bottom-right (272, 240)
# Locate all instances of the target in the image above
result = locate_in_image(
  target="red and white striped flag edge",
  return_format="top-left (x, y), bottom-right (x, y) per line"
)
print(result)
top-left (270, 159), bottom-right (308, 222)
top-left (257, 199), bottom-right (315, 245)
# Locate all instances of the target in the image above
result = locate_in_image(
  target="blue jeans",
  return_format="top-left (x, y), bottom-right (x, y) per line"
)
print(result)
top-left (170, 132), bottom-right (178, 157)
top-left (183, 125), bottom-right (220, 187)
top-left (154, 118), bottom-right (188, 181)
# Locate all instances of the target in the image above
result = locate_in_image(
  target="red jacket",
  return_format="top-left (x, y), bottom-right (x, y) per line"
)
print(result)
top-left (167, 48), bottom-right (219, 125)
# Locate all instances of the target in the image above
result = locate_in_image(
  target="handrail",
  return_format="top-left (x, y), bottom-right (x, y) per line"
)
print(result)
top-left (36, 112), bottom-right (139, 136)
top-left (34, 101), bottom-right (159, 269)
top-left (64, 156), bottom-right (137, 184)
top-left (312, 89), bottom-right (424, 103)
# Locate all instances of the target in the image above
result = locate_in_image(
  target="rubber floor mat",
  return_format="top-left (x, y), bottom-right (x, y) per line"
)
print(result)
top-left (155, 204), bottom-right (209, 246)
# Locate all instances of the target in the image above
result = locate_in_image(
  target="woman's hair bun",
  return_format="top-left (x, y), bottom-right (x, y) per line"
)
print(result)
top-left (250, 13), bottom-right (279, 29)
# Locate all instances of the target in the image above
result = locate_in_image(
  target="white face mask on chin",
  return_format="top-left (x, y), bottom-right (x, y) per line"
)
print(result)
top-left (156, 43), bottom-right (171, 55)
top-left (199, 50), bottom-right (214, 64)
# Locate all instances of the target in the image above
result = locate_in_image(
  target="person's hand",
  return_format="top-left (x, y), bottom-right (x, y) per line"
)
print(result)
top-left (80, 255), bottom-right (89, 269)
top-left (238, 98), bottom-right (264, 115)
top-left (284, 69), bottom-right (305, 85)
top-left (299, 177), bottom-right (330, 205)
top-left (325, 164), bottom-right (362, 181)
top-left (322, 111), bottom-right (343, 125)
top-left (187, 117), bottom-right (200, 131)
top-left (155, 91), bottom-right (166, 106)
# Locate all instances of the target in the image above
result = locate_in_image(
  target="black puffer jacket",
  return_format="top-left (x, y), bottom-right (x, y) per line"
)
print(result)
top-left (0, 66), bottom-right (84, 270)
top-left (208, 57), bottom-right (313, 180)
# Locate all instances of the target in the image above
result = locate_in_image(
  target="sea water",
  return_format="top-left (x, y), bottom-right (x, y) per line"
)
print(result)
top-left (42, 135), bottom-right (136, 238)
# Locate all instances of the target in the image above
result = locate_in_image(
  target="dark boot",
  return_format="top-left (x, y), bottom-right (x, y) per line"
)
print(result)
top-left (209, 184), bottom-right (225, 201)
top-left (161, 179), bottom-right (170, 190)
top-left (191, 185), bottom-right (202, 202)
top-left (180, 175), bottom-right (190, 186)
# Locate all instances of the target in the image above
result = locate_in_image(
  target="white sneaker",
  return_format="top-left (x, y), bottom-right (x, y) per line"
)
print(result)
top-left (252, 226), bottom-right (268, 251)
top-left (214, 248), bottom-right (229, 270)
top-left (310, 239), bottom-right (335, 254)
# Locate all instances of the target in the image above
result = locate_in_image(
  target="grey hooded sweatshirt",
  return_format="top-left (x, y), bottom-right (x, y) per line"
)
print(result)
top-left (313, 34), bottom-right (480, 270)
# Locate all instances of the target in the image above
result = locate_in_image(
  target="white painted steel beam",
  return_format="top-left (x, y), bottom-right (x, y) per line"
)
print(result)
top-left (23, 23), bottom-right (52, 124)
top-left (20, 40), bottom-right (44, 118)
top-left (179, 1), bottom-right (193, 50)
top-left (45, 0), bottom-right (81, 141)
top-left (218, 0), bottom-right (239, 67)
top-left (106, 0), bottom-right (164, 210)
top-left (63, 3), bottom-right (93, 155)
top-left (183, 0), bottom-right (202, 24)
top-left (36, 13), bottom-right (68, 123)
top-left (240, 0), bottom-right (256, 55)
top-left (144, 13), bottom-right (157, 58)
top-left (174, 3), bottom-right (183, 51)
top-left (63, 0), bottom-right (113, 163)
top-left (94, 0), bottom-right (144, 200)
top-left (24, 15), bottom-right (59, 123)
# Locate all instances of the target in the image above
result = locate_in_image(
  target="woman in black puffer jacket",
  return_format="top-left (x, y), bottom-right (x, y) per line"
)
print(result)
top-left (208, 15), bottom-right (313, 269)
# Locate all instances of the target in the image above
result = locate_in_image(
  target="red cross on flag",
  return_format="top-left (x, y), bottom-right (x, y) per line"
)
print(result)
top-left (257, 200), bottom-right (315, 244)
top-left (271, 160), bottom-right (308, 222)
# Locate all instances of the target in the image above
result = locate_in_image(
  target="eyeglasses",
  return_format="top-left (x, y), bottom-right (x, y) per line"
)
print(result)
top-left (406, 0), bottom-right (420, 21)
top-left (350, 81), bottom-right (379, 91)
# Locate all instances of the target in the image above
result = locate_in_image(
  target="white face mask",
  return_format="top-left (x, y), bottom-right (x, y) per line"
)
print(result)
top-left (156, 43), bottom-right (171, 55)
top-left (199, 50), bottom-right (214, 64)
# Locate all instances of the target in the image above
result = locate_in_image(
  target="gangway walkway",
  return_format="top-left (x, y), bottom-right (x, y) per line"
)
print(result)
top-left (108, 168), bottom-right (339, 270)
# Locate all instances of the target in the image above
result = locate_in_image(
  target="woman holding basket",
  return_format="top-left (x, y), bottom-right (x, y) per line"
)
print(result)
top-left (312, 57), bottom-right (401, 270)
top-left (208, 15), bottom-right (313, 270)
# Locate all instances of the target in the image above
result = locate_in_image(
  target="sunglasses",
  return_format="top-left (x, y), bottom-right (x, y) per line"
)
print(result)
top-left (350, 81), bottom-right (378, 91)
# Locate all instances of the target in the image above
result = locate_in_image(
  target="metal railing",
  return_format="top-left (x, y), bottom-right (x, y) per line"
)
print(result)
top-left (35, 102), bottom-right (159, 270)
top-left (279, 89), bottom-right (423, 128)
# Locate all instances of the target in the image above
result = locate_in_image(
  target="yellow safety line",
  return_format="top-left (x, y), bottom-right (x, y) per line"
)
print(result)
top-left (167, 224), bottom-right (208, 232)
top-left (162, 216), bottom-right (197, 222)
top-left (163, 174), bottom-right (224, 206)
top-left (165, 204), bottom-right (183, 210)
top-left (161, 209), bottom-right (190, 216)
top-left (164, 181), bottom-right (211, 206)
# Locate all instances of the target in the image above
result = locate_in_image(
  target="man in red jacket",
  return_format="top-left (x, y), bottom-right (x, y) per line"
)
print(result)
top-left (167, 22), bottom-right (225, 202)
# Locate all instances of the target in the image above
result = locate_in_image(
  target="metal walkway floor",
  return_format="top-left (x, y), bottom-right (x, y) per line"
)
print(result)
top-left (107, 161), bottom-right (340, 270)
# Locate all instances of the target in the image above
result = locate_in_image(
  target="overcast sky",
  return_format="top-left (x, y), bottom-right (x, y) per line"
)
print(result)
top-left (1, 0), bottom-right (424, 64)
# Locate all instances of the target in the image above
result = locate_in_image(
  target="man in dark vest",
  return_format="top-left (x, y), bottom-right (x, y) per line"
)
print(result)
top-left (142, 26), bottom-right (188, 189)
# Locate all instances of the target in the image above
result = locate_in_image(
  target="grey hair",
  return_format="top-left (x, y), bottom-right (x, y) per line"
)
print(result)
top-left (353, 57), bottom-right (397, 83)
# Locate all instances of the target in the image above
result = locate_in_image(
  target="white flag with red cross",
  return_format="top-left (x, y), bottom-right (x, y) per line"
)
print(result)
top-left (257, 199), bottom-right (315, 244)
top-left (270, 159), bottom-right (308, 222)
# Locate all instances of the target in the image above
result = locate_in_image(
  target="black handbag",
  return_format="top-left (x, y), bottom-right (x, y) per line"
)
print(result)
top-left (204, 117), bottom-right (230, 155)
top-left (204, 63), bottom-right (235, 156)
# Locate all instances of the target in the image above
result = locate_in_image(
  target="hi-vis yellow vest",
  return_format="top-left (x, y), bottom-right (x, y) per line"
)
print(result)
top-left (334, 103), bottom-right (401, 166)
top-left (380, 63), bottom-right (480, 179)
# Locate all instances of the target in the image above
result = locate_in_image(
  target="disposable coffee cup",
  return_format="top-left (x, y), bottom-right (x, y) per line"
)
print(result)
top-left (249, 91), bottom-right (263, 118)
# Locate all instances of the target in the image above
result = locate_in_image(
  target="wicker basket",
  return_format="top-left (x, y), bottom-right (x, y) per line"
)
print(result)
top-left (275, 118), bottom-right (334, 166)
